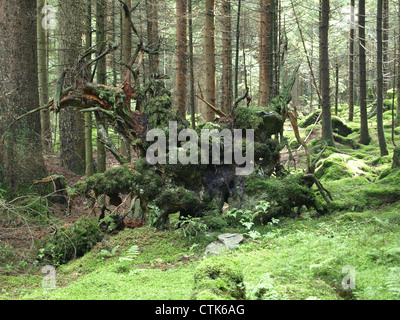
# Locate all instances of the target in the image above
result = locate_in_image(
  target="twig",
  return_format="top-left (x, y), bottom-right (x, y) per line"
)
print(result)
top-left (297, 111), bottom-right (322, 151)
top-left (288, 111), bottom-right (311, 173)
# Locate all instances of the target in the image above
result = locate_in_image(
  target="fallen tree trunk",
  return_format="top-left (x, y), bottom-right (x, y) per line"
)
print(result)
top-left (16, 12), bottom-right (327, 230)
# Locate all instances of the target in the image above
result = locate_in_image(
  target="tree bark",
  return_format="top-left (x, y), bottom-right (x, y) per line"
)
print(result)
top-left (58, 0), bottom-right (86, 175)
top-left (358, 0), bottom-right (371, 145)
top-left (188, 0), bottom-right (196, 129)
top-left (234, 0), bottom-right (242, 100)
top-left (175, 0), bottom-right (188, 118)
top-left (0, 0), bottom-right (47, 192)
top-left (221, 0), bottom-right (233, 114)
top-left (120, 0), bottom-right (132, 159)
top-left (335, 62), bottom-right (339, 116)
top-left (319, 0), bottom-right (334, 145)
top-left (348, 0), bottom-right (355, 121)
top-left (377, 0), bottom-right (389, 156)
top-left (37, 0), bottom-right (52, 154)
top-left (204, 0), bottom-right (216, 122)
top-left (146, 0), bottom-right (160, 75)
top-left (382, 0), bottom-right (389, 98)
top-left (85, 0), bottom-right (94, 177)
top-left (96, 0), bottom-right (107, 172)
top-left (258, 0), bottom-right (272, 107)
top-left (398, 0), bottom-right (400, 121)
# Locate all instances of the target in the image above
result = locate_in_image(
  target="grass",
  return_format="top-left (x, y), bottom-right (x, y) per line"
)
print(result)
top-left (1, 102), bottom-right (400, 300)
top-left (5, 202), bottom-right (400, 300)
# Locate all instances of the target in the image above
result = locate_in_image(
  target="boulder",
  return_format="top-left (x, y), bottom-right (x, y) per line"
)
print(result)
top-left (218, 233), bottom-right (244, 250)
top-left (204, 233), bottom-right (244, 256)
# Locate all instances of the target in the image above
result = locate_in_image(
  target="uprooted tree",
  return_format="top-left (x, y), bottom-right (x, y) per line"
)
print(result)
top-left (25, 3), bottom-right (330, 231)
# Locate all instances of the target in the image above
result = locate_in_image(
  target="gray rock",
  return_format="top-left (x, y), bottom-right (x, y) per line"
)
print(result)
top-left (204, 242), bottom-right (226, 256)
top-left (218, 233), bottom-right (244, 250)
top-left (204, 233), bottom-right (244, 256)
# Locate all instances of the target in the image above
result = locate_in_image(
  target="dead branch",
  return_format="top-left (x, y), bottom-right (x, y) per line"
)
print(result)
top-left (288, 111), bottom-right (311, 172)
top-left (195, 94), bottom-right (226, 118)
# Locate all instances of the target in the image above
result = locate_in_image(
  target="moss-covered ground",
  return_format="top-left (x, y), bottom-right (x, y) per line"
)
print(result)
top-left (1, 104), bottom-right (400, 300)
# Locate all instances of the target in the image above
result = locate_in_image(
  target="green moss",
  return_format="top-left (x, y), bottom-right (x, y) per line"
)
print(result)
top-left (333, 135), bottom-right (360, 149)
top-left (234, 106), bottom-right (283, 137)
top-left (310, 256), bottom-right (343, 280)
top-left (383, 98), bottom-right (397, 110)
top-left (298, 110), bottom-right (320, 128)
top-left (191, 257), bottom-right (245, 300)
top-left (324, 167), bottom-right (400, 212)
top-left (35, 217), bottom-right (104, 265)
top-left (234, 106), bottom-right (265, 130)
top-left (244, 173), bottom-right (317, 218)
top-left (331, 116), bottom-right (353, 137)
top-left (84, 165), bottom-right (134, 196)
top-left (202, 210), bottom-right (229, 231)
top-left (315, 154), bottom-right (374, 182)
top-left (392, 146), bottom-right (400, 169)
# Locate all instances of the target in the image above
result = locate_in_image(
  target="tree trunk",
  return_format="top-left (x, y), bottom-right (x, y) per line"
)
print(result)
top-left (96, 0), bottom-right (107, 172)
top-left (37, 0), bottom-right (52, 154)
top-left (319, 0), bottom-right (334, 145)
top-left (120, 0), bottom-right (132, 159)
top-left (0, 0), bottom-right (47, 192)
top-left (335, 62), bottom-right (339, 116)
top-left (85, 0), bottom-right (94, 177)
top-left (234, 0), bottom-right (242, 100)
top-left (58, 0), bottom-right (86, 175)
top-left (397, 0), bottom-right (400, 121)
top-left (382, 0), bottom-right (389, 98)
top-left (175, 0), bottom-right (188, 118)
top-left (348, 0), bottom-right (355, 121)
top-left (258, 0), bottom-right (272, 107)
top-left (377, 0), bottom-right (389, 156)
top-left (188, 0), bottom-right (196, 129)
top-left (146, 0), bottom-right (160, 75)
top-left (358, 0), bottom-right (371, 145)
top-left (221, 0), bottom-right (233, 114)
top-left (204, 0), bottom-right (216, 122)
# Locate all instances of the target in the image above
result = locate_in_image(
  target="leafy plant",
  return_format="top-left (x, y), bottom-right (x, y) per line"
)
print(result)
top-left (118, 245), bottom-right (140, 262)
top-left (173, 215), bottom-right (208, 238)
top-left (227, 200), bottom-right (271, 239)
top-left (386, 267), bottom-right (400, 298)
top-left (97, 245), bottom-right (120, 261)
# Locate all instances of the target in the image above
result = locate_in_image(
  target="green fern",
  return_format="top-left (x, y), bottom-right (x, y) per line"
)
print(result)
top-left (118, 245), bottom-right (140, 262)
top-left (386, 267), bottom-right (400, 298)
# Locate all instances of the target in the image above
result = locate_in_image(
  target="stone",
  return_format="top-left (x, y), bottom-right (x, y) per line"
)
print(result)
top-left (204, 242), bottom-right (226, 256)
top-left (204, 233), bottom-right (244, 256)
top-left (218, 233), bottom-right (244, 250)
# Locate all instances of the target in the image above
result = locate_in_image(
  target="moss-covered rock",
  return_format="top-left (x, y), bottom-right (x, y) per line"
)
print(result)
top-left (191, 257), bottom-right (245, 300)
top-left (35, 217), bottom-right (104, 265)
top-left (298, 110), bottom-right (320, 128)
top-left (234, 106), bottom-right (283, 137)
top-left (331, 116), bottom-right (353, 137)
top-left (244, 173), bottom-right (319, 218)
top-left (315, 154), bottom-right (374, 181)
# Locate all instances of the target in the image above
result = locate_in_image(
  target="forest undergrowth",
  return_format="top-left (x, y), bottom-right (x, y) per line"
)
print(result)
top-left (1, 104), bottom-right (400, 300)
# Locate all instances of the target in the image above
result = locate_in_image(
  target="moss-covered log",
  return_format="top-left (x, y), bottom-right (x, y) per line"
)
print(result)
top-left (26, 48), bottom-right (326, 229)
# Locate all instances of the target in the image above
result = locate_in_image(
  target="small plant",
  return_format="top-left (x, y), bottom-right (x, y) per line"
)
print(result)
top-left (173, 215), bottom-right (208, 238)
top-left (97, 245), bottom-right (120, 261)
top-left (118, 245), bottom-right (140, 262)
top-left (386, 267), bottom-right (400, 298)
top-left (226, 200), bottom-right (271, 239)
top-left (245, 274), bottom-right (279, 300)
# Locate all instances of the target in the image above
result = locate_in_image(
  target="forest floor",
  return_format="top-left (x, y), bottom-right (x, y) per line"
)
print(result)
top-left (1, 105), bottom-right (400, 300)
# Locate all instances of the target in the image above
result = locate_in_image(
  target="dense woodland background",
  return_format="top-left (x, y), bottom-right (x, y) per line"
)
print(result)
top-left (0, 0), bottom-right (399, 186)
top-left (1, 0), bottom-right (400, 301)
